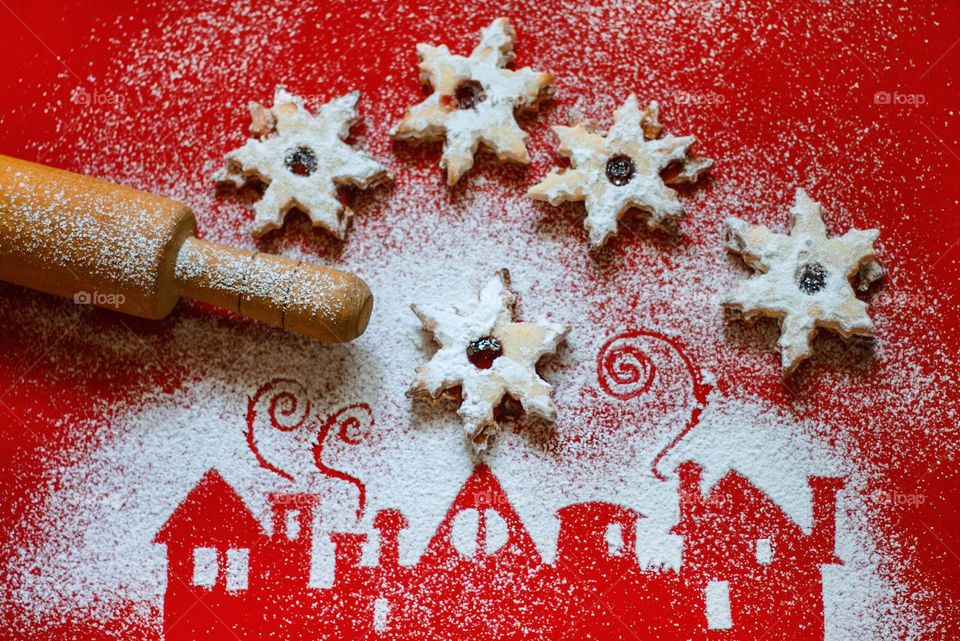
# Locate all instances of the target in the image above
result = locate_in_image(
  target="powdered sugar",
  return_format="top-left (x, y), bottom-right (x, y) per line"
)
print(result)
top-left (1, 1), bottom-right (957, 640)
top-left (214, 86), bottom-right (390, 239)
top-left (5, 366), bottom-right (933, 640)
top-left (529, 94), bottom-right (712, 247)
top-left (391, 17), bottom-right (553, 185)
top-left (724, 189), bottom-right (882, 373)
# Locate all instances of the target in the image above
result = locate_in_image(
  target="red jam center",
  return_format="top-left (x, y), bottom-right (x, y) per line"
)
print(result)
top-left (466, 336), bottom-right (503, 369)
top-left (453, 80), bottom-right (486, 110)
top-left (605, 155), bottom-right (636, 186)
top-left (285, 146), bottom-right (318, 176)
top-left (796, 262), bottom-right (828, 294)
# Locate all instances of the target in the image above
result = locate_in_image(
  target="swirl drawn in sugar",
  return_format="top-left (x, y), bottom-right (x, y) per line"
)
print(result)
top-left (598, 339), bottom-right (657, 400)
top-left (596, 330), bottom-right (713, 480)
top-left (313, 403), bottom-right (374, 517)
top-left (246, 379), bottom-right (374, 514)
top-left (246, 378), bottom-right (312, 481)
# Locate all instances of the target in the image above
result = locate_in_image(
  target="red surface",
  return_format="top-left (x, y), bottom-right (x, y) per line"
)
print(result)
top-left (0, 1), bottom-right (959, 639)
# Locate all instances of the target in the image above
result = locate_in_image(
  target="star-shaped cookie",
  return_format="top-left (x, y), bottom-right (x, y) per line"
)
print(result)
top-left (391, 18), bottom-right (553, 186)
top-left (528, 95), bottom-right (712, 248)
top-left (724, 189), bottom-right (883, 374)
top-left (214, 86), bottom-right (390, 238)
top-left (410, 270), bottom-right (569, 453)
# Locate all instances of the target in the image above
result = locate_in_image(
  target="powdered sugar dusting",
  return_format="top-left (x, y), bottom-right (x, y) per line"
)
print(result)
top-left (410, 269), bottom-right (569, 452)
top-left (214, 86), bottom-right (390, 239)
top-left (1, 1), bottom-right (957, 639)
top-left (391, 17), bottom-right (553, 185)
top-left (528, 94), bottom-right (712, 247)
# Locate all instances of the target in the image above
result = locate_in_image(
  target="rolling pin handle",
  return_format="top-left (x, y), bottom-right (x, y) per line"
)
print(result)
top-left (173, 237), bottom-right (373, 343)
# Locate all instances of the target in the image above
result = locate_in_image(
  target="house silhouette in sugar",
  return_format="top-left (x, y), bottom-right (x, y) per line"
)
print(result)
top-left (155, 462), bottom-right (843, 640)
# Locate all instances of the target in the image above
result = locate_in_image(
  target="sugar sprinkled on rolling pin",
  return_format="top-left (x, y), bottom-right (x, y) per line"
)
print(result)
top-left (0, 155), bottom-right (372, 342)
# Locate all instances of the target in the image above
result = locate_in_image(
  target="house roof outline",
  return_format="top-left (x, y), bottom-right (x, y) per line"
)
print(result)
top-left (672, 461), bottom-right (844, 568)
top-left (671, 461), bottom-right (840, 536)
top-left (154, 468), bottom-right (265, 546)
top-left (420, 463), bottom-right (542, 566)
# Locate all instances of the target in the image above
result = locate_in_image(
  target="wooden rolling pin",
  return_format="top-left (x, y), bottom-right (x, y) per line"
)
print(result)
top-left (0, 155), bottom-right (372, 342)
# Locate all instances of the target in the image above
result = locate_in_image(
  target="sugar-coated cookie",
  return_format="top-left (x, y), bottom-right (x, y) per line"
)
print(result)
top-left (410, 270), bottom-right (568, 453)
top-left (215, 86), bottom-right (390, 239)
top-left (391, 18), bottom-right (553, 186)
top-left (529, 95), bottom-right (712, 248)
top-left (724, 189), bottom-right (883, 374)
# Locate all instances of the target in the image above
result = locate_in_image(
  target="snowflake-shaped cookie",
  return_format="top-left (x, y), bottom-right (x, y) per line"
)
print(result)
top-left (410, 270), bottom-right (569, 453)
top-left (724, 189), bottom-right (883, 374)
top-left (214, 86), bottom-right (390, 238)
top-left (528, 95), bottom-right (712, 248)
top-left (391, 18), bottom-right (553, 186)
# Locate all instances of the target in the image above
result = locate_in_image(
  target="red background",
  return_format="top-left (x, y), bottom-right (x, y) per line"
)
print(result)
top-left (0, 1), bottom-right (958, 638)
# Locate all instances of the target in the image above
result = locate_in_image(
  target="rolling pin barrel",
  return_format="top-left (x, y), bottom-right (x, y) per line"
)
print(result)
top-left (0, 155), bottom-right (372, 342)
